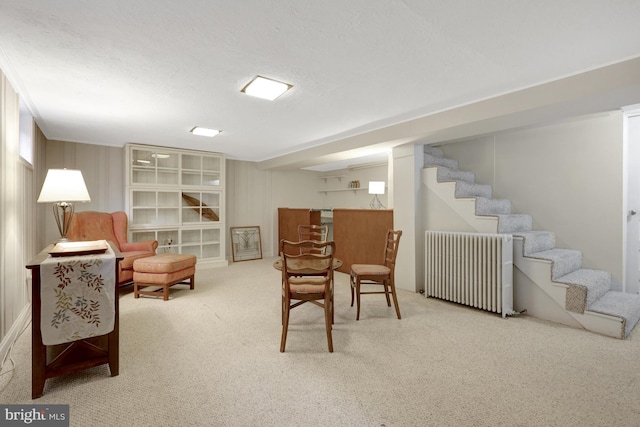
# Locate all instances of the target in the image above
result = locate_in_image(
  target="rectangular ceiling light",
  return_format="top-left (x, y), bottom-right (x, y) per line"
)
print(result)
top-left (190, 127), bottom-right (221, 137)
top-left (241, 76), bottom-right (292, 101)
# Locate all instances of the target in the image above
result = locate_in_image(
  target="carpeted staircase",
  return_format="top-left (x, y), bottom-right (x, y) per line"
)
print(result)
top-left (423, 145), bottom-right (640, 339)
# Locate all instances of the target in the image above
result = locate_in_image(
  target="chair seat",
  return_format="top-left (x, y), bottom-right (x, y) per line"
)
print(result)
top-left (351, 264), bottom-right (390, 276)
top-left (288, 258), bottom-right (332, 273)
top-left (289, 276), bottom-right (328, 294)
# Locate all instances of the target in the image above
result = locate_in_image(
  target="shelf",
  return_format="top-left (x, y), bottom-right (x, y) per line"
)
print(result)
top-left (319, 175), bottom-right (348, 182)
top-left (319, 188), bottom-right (368, 194)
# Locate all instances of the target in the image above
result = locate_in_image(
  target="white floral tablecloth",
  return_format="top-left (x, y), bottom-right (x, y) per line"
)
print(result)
top-left (40, 242), bottom-right (116, 345)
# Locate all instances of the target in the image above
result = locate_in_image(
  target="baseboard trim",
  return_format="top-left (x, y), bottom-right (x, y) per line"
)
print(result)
top-left (0, 304), bottom-right (31, 371)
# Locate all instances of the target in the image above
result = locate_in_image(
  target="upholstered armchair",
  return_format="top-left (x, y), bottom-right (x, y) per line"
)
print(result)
top-left (66, 211), bottom-right (158, 286)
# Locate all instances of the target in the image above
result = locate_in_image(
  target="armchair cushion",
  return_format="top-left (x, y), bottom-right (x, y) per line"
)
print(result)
top-left (67, 211), bottom-right (158, 286)
top-left (119, 250), bottom-right (157, 271)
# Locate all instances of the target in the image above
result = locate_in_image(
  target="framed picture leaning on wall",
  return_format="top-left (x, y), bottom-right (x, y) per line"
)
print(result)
top-left (230, 226), bottom-right (262, 262)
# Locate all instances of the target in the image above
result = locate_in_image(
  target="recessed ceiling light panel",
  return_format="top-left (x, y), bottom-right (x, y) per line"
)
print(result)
top-left (190, 127), bottom-right (221, 137)
top-left (241, 76), bottom-right (292, 101)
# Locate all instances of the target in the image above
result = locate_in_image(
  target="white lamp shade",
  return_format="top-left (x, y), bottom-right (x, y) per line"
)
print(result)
top-left (37, 169), bottom-right (91, 203)
top-left (368, 181), bottom-right (385, 195)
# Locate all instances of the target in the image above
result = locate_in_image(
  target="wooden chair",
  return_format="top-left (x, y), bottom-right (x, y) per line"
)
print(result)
top-left (297, 224), bottom-right (329, 254)
top-left (350, 229), bottom-right (402, 320)
top-left (280, 239), bottom-right (336, 352)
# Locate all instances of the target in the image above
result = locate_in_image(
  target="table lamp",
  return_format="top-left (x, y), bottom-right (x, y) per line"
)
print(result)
top-left (368, 181), bottom-right (386, 209)
top-left (37, 169), bottom-right (91, 241)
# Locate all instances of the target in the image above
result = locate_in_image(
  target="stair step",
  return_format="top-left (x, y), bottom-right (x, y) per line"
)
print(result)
top-left (476, 197), bottom-right (511, 215)
top-left (436, 166), bottom-right (475, 184)
top-left (454, 181), bottom-right (492, 198)
top-left (513, 231), bottom-right (555, 255)
top-left (424, 153), bottom-right (458, 170)
top-left (557, 269), bottom-right (612, 306)
top-left (588, 291), bottom-right (640, 338)
top-left (424, 146), bottom-right (444, 157)
top-left (527, 248), bottom-right (582, 279)
top-left (555, 269), bottom-right (612, 313)
top-left (496, 214), bottom-right (532, 233)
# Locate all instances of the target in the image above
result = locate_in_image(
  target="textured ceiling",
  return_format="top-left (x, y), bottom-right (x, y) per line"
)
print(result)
top-left (1, 1), bottom-right (640, 170)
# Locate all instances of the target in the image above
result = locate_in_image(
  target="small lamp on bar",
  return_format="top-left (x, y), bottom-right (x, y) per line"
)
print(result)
top-left (37, 169), bottom-right (91, 242)
top-left (368, 181), bottom-right (386, 210)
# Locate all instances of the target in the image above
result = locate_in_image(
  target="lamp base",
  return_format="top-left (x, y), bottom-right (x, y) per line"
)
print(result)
top-left (52, 202), bottom-right (74, 241)
top-left (370, 194), bottom-right (386, 210)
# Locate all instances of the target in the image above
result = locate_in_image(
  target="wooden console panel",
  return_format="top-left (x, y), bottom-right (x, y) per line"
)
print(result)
top-left (277, 208), bottom-right (321, 255)
top-left (332, 209), bottom-right (393, 274)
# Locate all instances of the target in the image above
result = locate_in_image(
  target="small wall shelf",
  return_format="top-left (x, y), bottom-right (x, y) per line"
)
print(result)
top-left (319, 188), bottom-right (369, 194)
top-left (319, 175), bottom-right (349, 183)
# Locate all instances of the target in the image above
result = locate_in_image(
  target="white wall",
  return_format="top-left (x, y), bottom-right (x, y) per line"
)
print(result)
top-left (226, 160), bottom-right (274, 258)
top-left (392, 145), bottom-right (423, 292)
top-left (226, 161), bottom-right (321, 258)
top-left (0, 70), bottom-right (36, 367)
top-left (40, 140), bottom-right (125, 245)
top-left (439, 112), bottom-right (624, 288)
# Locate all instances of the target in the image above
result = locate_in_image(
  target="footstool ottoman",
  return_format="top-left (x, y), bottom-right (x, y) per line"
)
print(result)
top-left (133, 254), bottom-right (197, 301)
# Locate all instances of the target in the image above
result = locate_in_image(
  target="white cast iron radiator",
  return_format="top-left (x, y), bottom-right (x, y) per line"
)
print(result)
top-left (425, 231), bottom-right (514, 317)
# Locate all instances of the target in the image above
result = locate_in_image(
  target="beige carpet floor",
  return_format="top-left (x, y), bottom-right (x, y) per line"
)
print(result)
top-left (1, 257), bottom-right (640, 427)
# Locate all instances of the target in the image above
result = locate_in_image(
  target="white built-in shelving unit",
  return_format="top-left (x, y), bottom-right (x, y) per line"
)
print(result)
top-left (125, 144), bottom-right (227, 267)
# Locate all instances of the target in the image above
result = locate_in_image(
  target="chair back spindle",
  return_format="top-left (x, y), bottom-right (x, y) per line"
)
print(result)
top-left (297, 224), bottom-right (329, 254)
